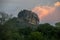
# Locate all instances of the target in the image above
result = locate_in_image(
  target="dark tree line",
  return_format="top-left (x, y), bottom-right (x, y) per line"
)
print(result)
top-left (0, 10), bottom-right (60, 40)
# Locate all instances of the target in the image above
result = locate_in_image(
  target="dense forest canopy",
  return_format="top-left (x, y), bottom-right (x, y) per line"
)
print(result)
top-left (0, 9), bottom-right (60, 40)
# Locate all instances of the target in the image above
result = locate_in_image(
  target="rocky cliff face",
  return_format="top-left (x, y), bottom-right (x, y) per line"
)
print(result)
top-left (18, 10), bottom-right (39, 25)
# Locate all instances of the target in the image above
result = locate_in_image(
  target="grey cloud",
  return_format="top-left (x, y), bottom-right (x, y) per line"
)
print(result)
top-left (41, 7), bottom-right (60, 24)
top-left (0, 0), bottom-right (60, 24)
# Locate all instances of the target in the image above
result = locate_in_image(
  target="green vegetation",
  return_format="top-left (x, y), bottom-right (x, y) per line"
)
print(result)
top-left (0, 10), bottom-right (60, 40)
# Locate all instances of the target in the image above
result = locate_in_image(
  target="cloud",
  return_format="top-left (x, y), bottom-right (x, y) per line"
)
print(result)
top-left (32, 6), bottom-right (55, 20)
top-left (32, 2), bottom-right (60, 24)
top-left (54, 2), bottom-right (60, 6)
top-left (0, 0), bottom-right (60, 24)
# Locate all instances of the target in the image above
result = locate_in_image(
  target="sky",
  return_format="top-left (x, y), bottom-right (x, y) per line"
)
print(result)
top-left (0, 0), bottom-right (60, 24)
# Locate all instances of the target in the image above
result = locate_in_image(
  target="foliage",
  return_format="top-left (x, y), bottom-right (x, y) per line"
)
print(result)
top-left (0, 12), bottom-right (12, 24)
top-left (0, 10), bottom-right (60, 40)
top-left (28, 32), bottom-right (44, 40)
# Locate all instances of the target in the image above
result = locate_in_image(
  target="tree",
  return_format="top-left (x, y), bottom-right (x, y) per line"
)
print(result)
top-left (28, 32), bottom-right (44, 40)
top-left (55, 22), bottom-right (60, 27)
top-left (0, 17), bottom-right (23, 40)
top-left (0, 24), bottom-right (3, 40)
top-left (19, 27), bottom-right (32, 35)
top-left (0, 12), bottom-right (12, 24)
top-left (37, 23), bottom-right (57, 40)
top-left (0, 12), bottom-right (7, 24)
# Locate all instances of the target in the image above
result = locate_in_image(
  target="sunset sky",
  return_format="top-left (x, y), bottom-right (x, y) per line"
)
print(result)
top-left (0, 0), bottom-right (60, 24)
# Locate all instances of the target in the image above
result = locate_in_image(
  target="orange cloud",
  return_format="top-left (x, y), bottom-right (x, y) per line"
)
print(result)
top-left (54, 2), bottom-right (60, 7)
top-left (32, 6), bottom-right (55, 20)
top-left (32, 1), bottom-right (60, 24)
top-left (32, 2), bottom-right (60, 22)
